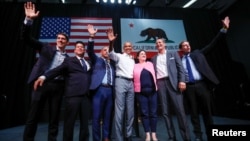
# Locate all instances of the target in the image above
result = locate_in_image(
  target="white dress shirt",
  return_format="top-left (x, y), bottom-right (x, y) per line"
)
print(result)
top-left (156, 50), bottom-right (168, 79)
top-left (76, 56), bottom-right (90, 71)
top-left (109, 50), bottom-right (135, 79)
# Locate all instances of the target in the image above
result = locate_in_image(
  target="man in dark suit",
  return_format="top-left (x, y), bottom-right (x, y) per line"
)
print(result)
top-left (178, 16), bottom-right (230, 141)
top-left (151, 39), bottom-right (190, 141)
top-left (34, 41), bottom-right (91, 141)
top-left (21, 2), bottom-right (69, 141)
top-left (87, 24), bottom-right (115, 141)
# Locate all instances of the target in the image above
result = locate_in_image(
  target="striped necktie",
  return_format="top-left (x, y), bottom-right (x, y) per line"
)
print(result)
top-left (80, 58), bottom-right (87, 71)
top-left (105, 59), bottom-right (111, 85)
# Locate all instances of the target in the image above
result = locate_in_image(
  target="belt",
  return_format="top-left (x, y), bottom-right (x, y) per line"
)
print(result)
top-left (101, 83), bottom-right (112, 87)
top-left (186, 80), bottom-right (202, 85)
top-left (157, 77), bottom-right (169, 80)
top-left (116, 76), bottom-right (133, 81)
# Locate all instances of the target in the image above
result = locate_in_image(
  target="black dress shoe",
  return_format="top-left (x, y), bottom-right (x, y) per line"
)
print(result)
top-left (168, 138), bottom-right (177, 141)
top-left (125, 137), bottom-right (132, 141)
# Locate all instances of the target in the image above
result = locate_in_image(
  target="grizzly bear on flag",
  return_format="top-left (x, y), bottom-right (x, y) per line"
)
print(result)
top-left (140, 27), bottom-right (168, 41)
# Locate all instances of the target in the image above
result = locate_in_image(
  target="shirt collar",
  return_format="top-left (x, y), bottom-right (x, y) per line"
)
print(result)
top-left (76, 56), bottom-right (84, 60)
top-left (123, 53), bottom-right (133, 59)
top-left (158, 50), bottom-right (166, 55)
top-left (56, 47), bottom-right (67, 55)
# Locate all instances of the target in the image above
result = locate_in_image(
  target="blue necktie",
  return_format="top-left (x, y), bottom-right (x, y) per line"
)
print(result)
top-left (80, 58), bottom-right (87, 71)
top-left (185, 55), bottom-right (195, 83)
top-left (105, 59), bottom-right (111, 85)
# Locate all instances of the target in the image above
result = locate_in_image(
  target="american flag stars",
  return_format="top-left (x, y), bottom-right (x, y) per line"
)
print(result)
top-left (40, 17), bottom-right (71, 39)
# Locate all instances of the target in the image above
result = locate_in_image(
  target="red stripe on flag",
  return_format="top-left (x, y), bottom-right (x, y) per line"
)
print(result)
top-left (69, 17), bottom-right (112, 57)
top-left (71, 23), bottom-right (113, 26)
top-left (49, 42), bottom-right (110, 46)
top-left (39, 17), bottom-right (112, 57)
top-left (71, 29), bottom-right (109, 32)
top-left (70, 36), bottom-right (109, 40)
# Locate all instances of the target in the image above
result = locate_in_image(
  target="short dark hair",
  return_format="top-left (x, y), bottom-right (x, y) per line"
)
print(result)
top-left (57, 32), bottom-right (69, 41)
top-left (75, 41), bottom-right (85, 48)
top-left (136, 49), bottom-right (146, 58)
top-left (179, 40), bottom-right (188, 49)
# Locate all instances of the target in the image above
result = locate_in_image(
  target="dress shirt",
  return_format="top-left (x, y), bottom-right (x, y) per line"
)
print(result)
top-left (156, 50), bottom-right (168, 79)
top-left (181, 54), bottom-right (202, 81)
top-left (109, 50), bottom-right (134, 78)
top-left (76, 56), bottom-right (90, 71)
top-left (47, 49), bottom-right (67, 72)
top-left (102, 58), bottom-right (113, 85)
top-left (43, 49), bottom-right (67, 80)
top-left (24, 17), bottom-right (33, 25)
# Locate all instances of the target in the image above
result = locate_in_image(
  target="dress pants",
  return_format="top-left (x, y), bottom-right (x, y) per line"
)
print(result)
top-left (63, 95), bottom-right (90, 141)
top-left (23, 81), bottom-right (64, 141)
top-left (157, 78), bottom-right (190, 140)
top-left (92, 85), bottom-right (113, 141)
top-left (114, 78), bottom-right (134, 141)
top-left (136, 92), bottom-right (158, 132)
top-left (185, 81), bottom-right (213, 138)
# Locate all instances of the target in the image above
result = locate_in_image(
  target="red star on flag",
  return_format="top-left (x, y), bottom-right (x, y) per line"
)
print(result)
top-left (129, 22), bottom-right (134, 28)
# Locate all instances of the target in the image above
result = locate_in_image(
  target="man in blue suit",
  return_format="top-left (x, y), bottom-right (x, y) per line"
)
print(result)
top-left (21, 2), bottom-right (69, 141)
top-left (151, 39), bottom-right (190, 141)
top-left (178, 16), bottom-right (230, 141)
top-left (34, 41), bottom-right (91, 141)
top-left (87, 24), bottom-right (115, 141)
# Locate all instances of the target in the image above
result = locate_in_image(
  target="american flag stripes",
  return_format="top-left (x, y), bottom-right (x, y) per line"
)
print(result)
top-left (39, 17), bottom-right (113, 57)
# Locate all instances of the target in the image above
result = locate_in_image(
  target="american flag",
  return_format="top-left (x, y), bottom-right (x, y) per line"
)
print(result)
top-left (39, 17), bottom-right (113, 57)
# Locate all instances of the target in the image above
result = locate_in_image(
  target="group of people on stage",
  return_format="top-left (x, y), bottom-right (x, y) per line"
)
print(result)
top-left (21, 1), bottom-right (230, 141)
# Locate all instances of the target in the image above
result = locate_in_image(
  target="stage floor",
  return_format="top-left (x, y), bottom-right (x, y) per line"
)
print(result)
top-left (1, 115), bottom-right (250, 141)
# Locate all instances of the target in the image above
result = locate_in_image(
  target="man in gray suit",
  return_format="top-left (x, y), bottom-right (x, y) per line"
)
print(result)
top-left (151, 39), bottom-right (190, 141)
top-left (108, 28), bottom-right (135, 141)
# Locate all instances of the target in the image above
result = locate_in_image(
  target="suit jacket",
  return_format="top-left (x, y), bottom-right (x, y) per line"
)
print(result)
top-left (151, 51), bottom-right (185, 91)
top-left (21, 24), bottom-right (69, 84)
top-left (44, 56), bottom-right (91, 97)
top-left (184, 31), bottom-right (226, 85)
top-left (87, 41), bottom-right (115, 90)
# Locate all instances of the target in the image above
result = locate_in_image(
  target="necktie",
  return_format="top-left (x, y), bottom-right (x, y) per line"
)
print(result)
top-left (80, 58), bottom-right (87, 71)
top-left (105, 59), bottom-right (111, 85)
top-left (185, 55), bottom-right (195, 83)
